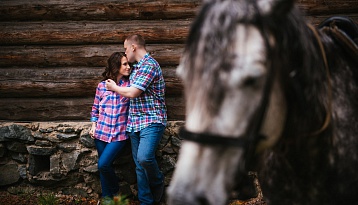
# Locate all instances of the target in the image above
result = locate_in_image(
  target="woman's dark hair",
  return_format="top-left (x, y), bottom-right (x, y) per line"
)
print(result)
top-left (101, 52), bottom-right (126, 81)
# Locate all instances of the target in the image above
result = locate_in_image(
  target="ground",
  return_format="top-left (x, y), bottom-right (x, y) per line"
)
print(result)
top-left (0, 186), bottom-right (267, 205)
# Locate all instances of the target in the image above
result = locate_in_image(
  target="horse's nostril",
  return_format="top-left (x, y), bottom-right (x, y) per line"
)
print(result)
top-left (197, 194), bottom-right (210, 205)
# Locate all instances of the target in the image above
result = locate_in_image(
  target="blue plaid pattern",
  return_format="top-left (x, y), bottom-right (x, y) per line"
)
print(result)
top-left (91, 80), bottom-right (130, 142)
top-left (127, 53), bottom-right (167, 132)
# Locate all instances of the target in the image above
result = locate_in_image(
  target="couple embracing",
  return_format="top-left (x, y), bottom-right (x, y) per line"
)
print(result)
top-left (90, 34), bottom-right (167, 205)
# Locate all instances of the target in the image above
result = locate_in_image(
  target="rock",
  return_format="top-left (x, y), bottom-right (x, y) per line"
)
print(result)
top-left (6, 124), bottom-right (35, 143)
top-left (80, 133), bottom-right (95, 148)
top-left (56, 127), bottom-right (75, 133)
top-left (0, 121), bottom-right (183, 199)
top-left (57, 133), bottom-right (78, 141)
top-left (33, 132), bottom-right (60, 143)
top-left (35, 140), bottom-right (52, 147)
top-left (18, 164), bottom-right (27, 179)
top-left (61, 187), bottom-right (88, 197)
top-left (31, 171), bottom-right (63, 186)
top-left (0, 163), bottom-right (20, 186)
top-left (11, 152), bottom-right (27, 163)
top-left (159, 133), bottom-right (170, 148)
top-left (62, 151), bottom-right (81, 171)
top-left (160, 155), bottom-right (176, 174)
top-left (26, 145), bottom-right (55, 155)
top-left (30, 123), bottom-right (39, 131)
top-left (6, 141), bottom-right (28, 153)
top-left (50, 154), bottom-right (61, 176)
top-left (162, 144), bottom-right (176, 154)
top-left (0, 126), bottom-right (11, 142)
top-left (171, 136), bottom-right (182, 147)
top-left (0, 143), bottom-right (6, 157)
top-left (39, 128), bottom-right (54, 133)
top-left (83, 164), bottom-right (98, 173)
top-left (57, 142), bottom-right (77, 153)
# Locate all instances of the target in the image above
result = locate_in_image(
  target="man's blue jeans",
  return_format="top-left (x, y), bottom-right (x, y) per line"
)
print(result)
top-left (128, 123), bottom-right (165, 205)
top-left (94, 139), bottom-right (127, 198)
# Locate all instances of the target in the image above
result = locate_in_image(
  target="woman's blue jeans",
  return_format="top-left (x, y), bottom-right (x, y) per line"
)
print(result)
top-left (128, 123), bottom-right (165, 205)
top-left (94, 139), bottom-right (127, 198)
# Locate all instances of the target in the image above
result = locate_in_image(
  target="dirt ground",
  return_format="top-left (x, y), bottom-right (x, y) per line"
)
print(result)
top-left (0, 190), bottom-right (266, 205)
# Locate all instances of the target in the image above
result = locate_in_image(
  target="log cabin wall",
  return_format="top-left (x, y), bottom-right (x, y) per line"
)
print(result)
top-left (0, 0), bottom-right (357, 121)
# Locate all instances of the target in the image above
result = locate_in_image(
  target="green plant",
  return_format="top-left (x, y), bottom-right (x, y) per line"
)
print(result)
top-left (37, 192), bottom-right (59, 205)
top-left (101, 195), bottom-right (129, 205)
top-left (74, 198), bottom-right (82, 204)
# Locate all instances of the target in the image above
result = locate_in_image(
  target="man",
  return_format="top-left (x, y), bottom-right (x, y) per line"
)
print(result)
top-left (105, 34), bottom-right (167, 205)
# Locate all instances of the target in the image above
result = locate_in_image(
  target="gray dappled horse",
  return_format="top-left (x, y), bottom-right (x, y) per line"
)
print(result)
top-left (167, 0), bottom-right (358, 204)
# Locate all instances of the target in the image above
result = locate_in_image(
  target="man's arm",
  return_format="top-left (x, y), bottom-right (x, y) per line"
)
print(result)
top-left (105, 79), bottom-right (142, 98)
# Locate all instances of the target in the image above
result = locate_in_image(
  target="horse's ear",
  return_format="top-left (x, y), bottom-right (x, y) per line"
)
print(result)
top-left (269, 0), bottom-right (295, 19)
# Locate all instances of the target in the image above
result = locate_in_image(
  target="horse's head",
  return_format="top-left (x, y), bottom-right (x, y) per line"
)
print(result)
top-left (168, 0), bottom-right (296, 204)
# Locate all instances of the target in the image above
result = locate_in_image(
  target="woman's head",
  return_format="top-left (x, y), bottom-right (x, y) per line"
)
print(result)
top-left (102, 52), bottom-right (131, 82)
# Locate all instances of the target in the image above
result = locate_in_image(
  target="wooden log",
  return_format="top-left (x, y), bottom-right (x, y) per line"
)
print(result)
top-left (297, 0), bottom-right (358, 15)
top-left (0, 97), bottom-right (185, 121)
top-left (0, 44), bottom-right (183, 67)
top-left (0, 20), bottom-right (191, 45)
top-left (1, 16), bottom-right (357, 46)
top-left (2, 15), bottom-right (358, 46)
top-left (0, 0), bottom-right (200, 21)
top-left (0, 67), bottom-right (183, 98)
top-left (0, 0), bottom-right (356, 22)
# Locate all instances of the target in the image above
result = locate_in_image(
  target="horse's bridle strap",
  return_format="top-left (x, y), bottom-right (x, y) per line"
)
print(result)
top-left (179, 128), bottom-right (247, 147)
top-left (307, 23), bottom-right (332, 136)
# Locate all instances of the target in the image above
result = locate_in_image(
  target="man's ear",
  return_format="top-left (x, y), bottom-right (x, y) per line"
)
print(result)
top-left (132, 44), bottom-right (136, 51)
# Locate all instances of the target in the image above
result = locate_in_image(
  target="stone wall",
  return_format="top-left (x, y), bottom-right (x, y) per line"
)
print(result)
top-left (0, 121), bottom-right (183, 198)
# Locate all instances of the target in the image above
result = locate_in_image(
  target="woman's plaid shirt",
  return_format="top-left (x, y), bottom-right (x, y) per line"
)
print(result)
top-left (127, 53), bottom-right (167, 132)
top-left (90, 79), bottom-right (130, 142)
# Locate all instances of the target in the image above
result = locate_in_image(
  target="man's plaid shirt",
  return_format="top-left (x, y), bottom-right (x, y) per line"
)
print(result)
top-left (127, 53), bottom-right (167, 132)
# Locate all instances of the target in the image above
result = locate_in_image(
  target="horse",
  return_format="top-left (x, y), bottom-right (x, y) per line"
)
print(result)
top-left (167, 0), bottom-right (358, 204)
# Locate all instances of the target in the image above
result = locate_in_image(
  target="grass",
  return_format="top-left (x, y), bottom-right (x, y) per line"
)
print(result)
top-left (101, 195), bottom-right (129, 205)
top-left (37, 193), bottom-right (59, 205)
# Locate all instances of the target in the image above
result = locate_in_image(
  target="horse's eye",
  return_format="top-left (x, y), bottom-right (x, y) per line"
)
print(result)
top-left (242, 76), bottom-right (257, 87)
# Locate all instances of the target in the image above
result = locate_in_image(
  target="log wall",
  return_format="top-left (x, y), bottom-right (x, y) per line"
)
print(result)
top-left (0, 0), bottom-right (357, 121)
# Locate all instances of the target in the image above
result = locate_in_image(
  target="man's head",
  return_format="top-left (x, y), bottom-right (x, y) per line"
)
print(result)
top-left (124, 34), bottom-right (146, 63)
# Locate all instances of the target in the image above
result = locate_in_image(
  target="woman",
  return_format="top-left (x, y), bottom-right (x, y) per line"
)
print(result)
top-left (90, 52), bottom-right (131, 199)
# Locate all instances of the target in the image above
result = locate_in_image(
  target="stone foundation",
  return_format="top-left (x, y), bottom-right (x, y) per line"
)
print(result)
top-left (0, 121), bottom-right (184, 198)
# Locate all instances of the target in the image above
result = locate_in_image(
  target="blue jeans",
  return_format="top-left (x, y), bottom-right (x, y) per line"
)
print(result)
top-left (128, 123), bottom-right (165, 205)
top-left (94, 139), bottom-right (127, 198)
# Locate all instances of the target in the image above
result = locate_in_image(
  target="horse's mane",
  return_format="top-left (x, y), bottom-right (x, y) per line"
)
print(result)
top-left (180, 0), bottom-right (328, 129)
top-left (258, 5), bottom-right (358, 204)
top-left (179, 0), bottom-right (244, 116)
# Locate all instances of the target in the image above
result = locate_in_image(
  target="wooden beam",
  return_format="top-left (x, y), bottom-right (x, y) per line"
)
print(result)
top-left (0, 44), bottom-right (183, 67)
top-left (0, 0), bottom-right (200, 21)
top-left (0, 67), bottom-right (183, 98)
top-left (297, 0), bottom-right (358, 15)
top-left (0, 20), bottom-right (191, 45)
top-left (0, 97), bottom-right (185, 121)
top-left (0, 0), bottom-right (356, 22)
